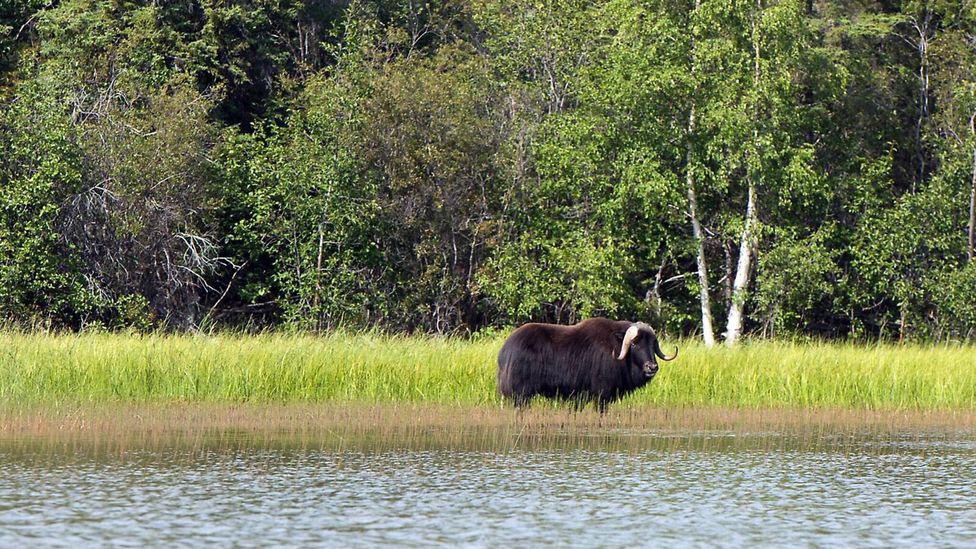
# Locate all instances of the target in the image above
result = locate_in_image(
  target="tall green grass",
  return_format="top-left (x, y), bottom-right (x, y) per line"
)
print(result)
top-left (626, 341), bottom-right (976, 409)
top-left (0, 332), bottom-right (973, 409)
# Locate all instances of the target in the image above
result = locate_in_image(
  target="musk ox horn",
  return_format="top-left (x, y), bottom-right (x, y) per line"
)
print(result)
top-left (616, 324), bottom-right (640, 360)
top-left (654, 337), bottom-right (678, 361)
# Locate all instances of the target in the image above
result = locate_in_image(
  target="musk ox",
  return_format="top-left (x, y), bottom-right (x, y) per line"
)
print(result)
top-left (497, 318), bottom-right (677, 412)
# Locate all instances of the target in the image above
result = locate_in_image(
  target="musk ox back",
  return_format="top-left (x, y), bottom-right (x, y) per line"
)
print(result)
top-left (497, 318), bottom-right (676, 411)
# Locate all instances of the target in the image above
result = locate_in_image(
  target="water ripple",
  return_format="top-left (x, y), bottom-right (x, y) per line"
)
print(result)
top-left (1, 435), bottom-right (975, 547)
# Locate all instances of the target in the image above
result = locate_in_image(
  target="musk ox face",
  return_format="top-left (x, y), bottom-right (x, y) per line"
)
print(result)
top-left (616, 322), bottom-right (676, 380)
top-left (628, 332), bottom-right (660, 378)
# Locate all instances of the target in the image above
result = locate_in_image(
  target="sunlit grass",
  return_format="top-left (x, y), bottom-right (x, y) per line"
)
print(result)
top-left (0, 332), bottom-right (973, 410)
top-left (0, 331), bottom-right (498, 405)
top-left (626, 341), bottom-right (976, 410)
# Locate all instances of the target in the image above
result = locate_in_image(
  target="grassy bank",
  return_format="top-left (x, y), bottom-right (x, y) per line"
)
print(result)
top-left (0, 332), bottom-right (974, 410)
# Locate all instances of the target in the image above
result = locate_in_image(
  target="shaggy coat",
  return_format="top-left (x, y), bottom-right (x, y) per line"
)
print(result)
top-left (497, 318), bottom-right (675, 411)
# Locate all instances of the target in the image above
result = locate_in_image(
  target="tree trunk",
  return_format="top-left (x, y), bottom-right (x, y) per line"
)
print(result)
top-left (911, 11), bottom-right (931, 191)
top-left (687, 154), bottom-right (716, 347)
top-left (685, 0), bottom-right (716, 347)
top-left (725, 182), bottom-right (757, 346)
top-left (722, 239), bottom-right (733, 303)
top-left (725, 0), bottom-right (762, 346)
top-left (648, 257), bottom-right (666, 320)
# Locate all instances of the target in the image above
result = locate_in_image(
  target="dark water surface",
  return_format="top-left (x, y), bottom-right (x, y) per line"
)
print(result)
top-left (1, 429), bottom-right (974, 547)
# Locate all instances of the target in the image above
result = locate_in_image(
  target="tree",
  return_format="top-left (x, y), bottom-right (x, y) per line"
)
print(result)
top-left (1, 0), bottom-right (226, 329)
top-left (0, 82), bottom-right (91, 327)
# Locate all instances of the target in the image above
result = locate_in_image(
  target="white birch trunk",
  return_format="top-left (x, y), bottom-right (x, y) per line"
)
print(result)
top-left (725, 0), bottom-right (762, 346)
top-left (685, 0), bottom-right (715, 347)
top-left (725, 182), bottom-right (756, 346)
top-left (687, 129), bottom-right (716, 347)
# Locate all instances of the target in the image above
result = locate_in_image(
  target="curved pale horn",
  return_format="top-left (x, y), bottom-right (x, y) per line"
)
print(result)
top-left (653, 337), bottom-right (678, 361)
top-left (616, 324), bottom-right (639, 360)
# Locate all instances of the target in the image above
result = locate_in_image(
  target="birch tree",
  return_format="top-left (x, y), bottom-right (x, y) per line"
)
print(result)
top-left (686, 0), bottom-right (717, 346)
top-left (724, 0), bottom-right (764, 346)
top-left (692, 0), bottom-right (814, 344)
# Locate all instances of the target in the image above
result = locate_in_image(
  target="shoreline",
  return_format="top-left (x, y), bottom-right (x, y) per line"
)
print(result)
top-left (2, 403), bottom-right (973, 444)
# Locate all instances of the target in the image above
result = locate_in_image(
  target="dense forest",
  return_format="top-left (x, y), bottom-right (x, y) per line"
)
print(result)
top-left (1, 0), bottom-right (975, 342)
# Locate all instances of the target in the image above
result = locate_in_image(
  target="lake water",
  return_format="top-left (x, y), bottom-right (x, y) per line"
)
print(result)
top-left (1, 428), bottom-right (975, 547)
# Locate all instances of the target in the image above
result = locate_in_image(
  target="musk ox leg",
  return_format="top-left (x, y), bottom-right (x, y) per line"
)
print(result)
top-left (597, 399), bottom-right (610, 415)
top-left (512, 393), bottom-right (532, 409)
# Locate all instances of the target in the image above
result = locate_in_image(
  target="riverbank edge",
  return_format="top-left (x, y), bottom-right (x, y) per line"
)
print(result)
top-left (2, 402), bottom-right (974, 440)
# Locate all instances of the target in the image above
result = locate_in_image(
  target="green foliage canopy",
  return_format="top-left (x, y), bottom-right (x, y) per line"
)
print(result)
top-left (2, 0), bottom-right (976, 342)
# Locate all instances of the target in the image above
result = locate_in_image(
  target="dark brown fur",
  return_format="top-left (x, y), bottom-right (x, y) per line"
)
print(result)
top-left (497, 318), bottom-right (673, 412)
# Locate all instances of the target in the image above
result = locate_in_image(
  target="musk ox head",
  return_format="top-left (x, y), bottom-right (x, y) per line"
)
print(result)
top-left (616, 322), bottom-right (677, 378)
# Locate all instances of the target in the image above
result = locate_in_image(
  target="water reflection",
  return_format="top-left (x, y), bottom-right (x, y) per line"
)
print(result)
top-left (1, 426), bottom-right (975, 546)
